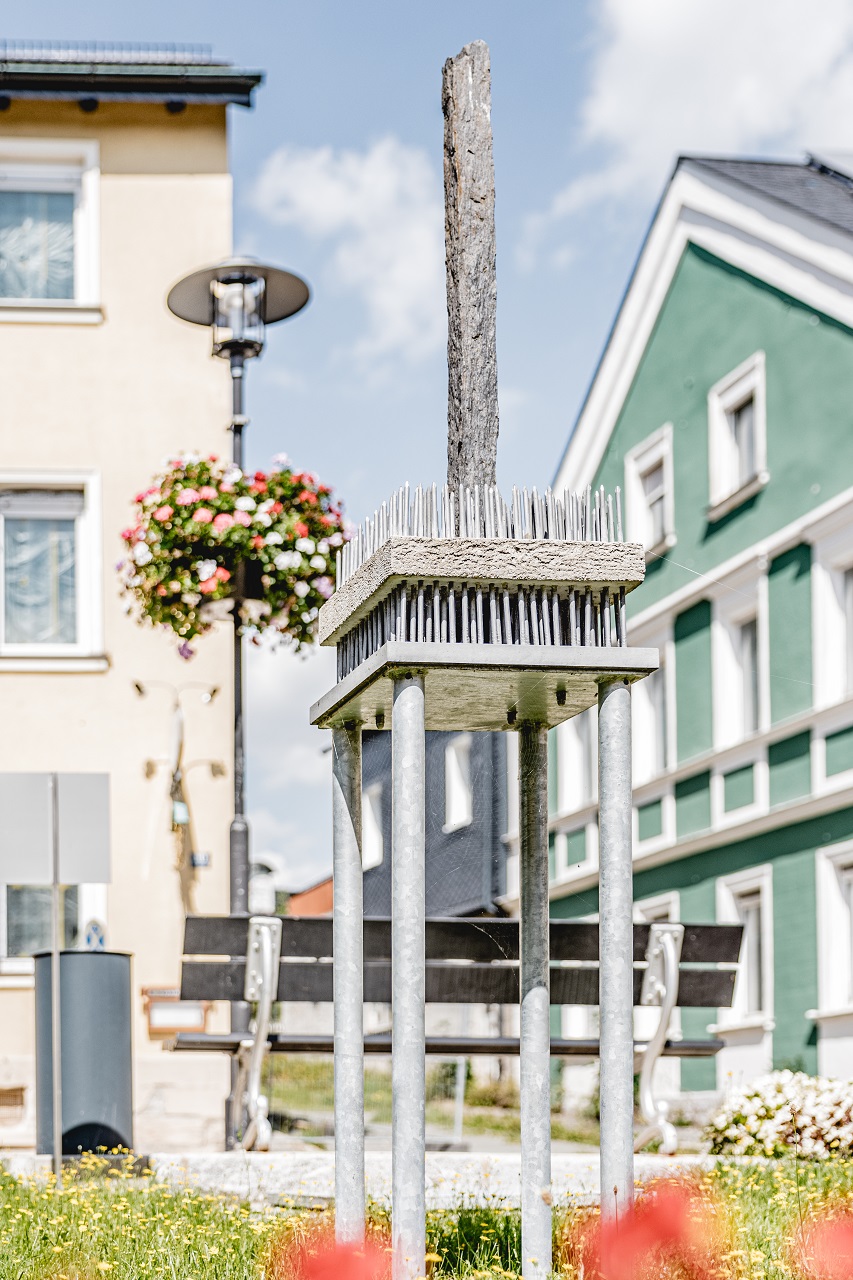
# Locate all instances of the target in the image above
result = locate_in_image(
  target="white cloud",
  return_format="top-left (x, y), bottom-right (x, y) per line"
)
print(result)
top-left (521, 0), bottom-right (853, 265)
top-left (252, 136), bottom-right (445, 369)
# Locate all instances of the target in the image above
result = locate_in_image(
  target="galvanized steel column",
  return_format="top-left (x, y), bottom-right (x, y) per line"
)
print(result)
top-left (518, 723), bottom-right (552, 1280)
top-left (332, 722), bottom-right (365, 1241)
top-left (597, 677), bottom-right (634, 1218)
top-left (391, 674), bottom-right (426, 1280)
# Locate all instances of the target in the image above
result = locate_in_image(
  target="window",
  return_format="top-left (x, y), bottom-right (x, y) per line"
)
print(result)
top-left (738, 618), bottom-right (759, 735)
top-left (713, 591), bottom-right (764, 749)
top-left (0, 190), bottom-right (74, 300)
top-left (0, 885), bottom-right (79, 964)
top-left (633, 659), bottom-right (668, 785)
top-left (736, 890), bottom-right (764, 1015)
top-left (815, 843), bottom-right (853, 1013)
top-left (708, 352), bottom-right (768, 515)
top-left (362, 783), bottom-right (384, 870)
top-left (717, 866), bottom-right (773, 1023)
top-left (0, 477), bottom-right (101, 659)
top-left (0, 140), bottom-right (99, 313)
top-left (444, 735), bottom-right (473, 830)
top-left (625, 425), bottom-right (674, 556)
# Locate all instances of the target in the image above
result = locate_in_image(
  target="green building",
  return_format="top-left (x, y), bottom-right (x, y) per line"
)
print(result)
top-left (535, 153), bottom-right (853, 1102)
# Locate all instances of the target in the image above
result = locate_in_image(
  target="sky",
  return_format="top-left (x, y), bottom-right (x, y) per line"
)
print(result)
top-left (14, 0), bottom-right (853, 888)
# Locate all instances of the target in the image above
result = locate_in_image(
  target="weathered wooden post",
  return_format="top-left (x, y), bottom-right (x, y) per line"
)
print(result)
top-left (443, 39), bottom-right (499, 490)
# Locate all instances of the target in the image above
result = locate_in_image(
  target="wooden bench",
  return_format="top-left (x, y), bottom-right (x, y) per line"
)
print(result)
top-left (172, 915), bottom-right (742, 1153)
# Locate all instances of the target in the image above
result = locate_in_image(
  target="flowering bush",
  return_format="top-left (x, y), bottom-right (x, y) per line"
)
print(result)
top-left (119, 453), bottom-right (345, 657)
top-left (706, 1071), bottom-right (853, 1158)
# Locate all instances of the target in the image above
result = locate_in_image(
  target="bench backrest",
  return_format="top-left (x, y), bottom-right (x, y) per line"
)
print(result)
top-left (180, 916), bottom-right (741, 1010)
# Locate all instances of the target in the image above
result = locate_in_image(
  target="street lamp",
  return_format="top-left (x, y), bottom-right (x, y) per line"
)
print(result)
top-left (166, 257), bottom-right (309, 927)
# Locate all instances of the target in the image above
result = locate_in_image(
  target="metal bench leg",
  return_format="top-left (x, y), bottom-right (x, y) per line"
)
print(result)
top-left (633, 922), bottom-right (683, 1156)
top-left (333, 722), bottom-right (365, 1241)
top-left (240, 916), bottom-right (282, 1152)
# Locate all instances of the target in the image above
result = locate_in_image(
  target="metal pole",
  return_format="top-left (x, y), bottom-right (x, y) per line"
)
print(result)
top-left (49, 773), bottom-right (63, 1186)
top-left (226, 356), bottom-right (250, 1148)
top-left (333, 722), bottom-right (365, 1241)
top-left (597, 678), bottom-right (634, 1219)
top-left (518, 724), bottom-right (551, 1280)
top-left (391, 673), bottom-right (426, 1280)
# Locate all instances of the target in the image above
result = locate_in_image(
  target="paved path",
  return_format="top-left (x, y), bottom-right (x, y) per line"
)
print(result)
top-left (1, 1150), bottom-right (708, 1208)
top-left (148, 1150), bottom-right (707, 1207)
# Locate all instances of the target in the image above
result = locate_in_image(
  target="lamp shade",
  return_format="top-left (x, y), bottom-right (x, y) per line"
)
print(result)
top-left (166, 257), bottom-right (310, 359)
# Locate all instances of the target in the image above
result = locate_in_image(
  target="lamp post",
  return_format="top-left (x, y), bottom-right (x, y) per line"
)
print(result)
top-left (166, 258), bottom-right (309, 932)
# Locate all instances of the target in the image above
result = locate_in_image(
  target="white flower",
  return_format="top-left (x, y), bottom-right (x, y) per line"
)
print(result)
top-left (133, 543), bottom-right (153, 565)
top-left (223, 464), bottom-right (242, 484)
top-left (265, 532), bottom-right (283, 546)
top-left (294, 581), bottom-right (310, 598)
top-left (274, 551), bottom-right (302, 571)
top-left (256, 513), bottom-right (272, 527)
top-left (317, 540), bottom-right (330, 555)
top-left (235, 496), bottom-right (256, 512)
top-left (257, 498), bottom-right (275, 513)
top-left (296, 537), bottom-right (315, 554)
top-left (271, 452), bottom-right (290, 470)
top-left (310, 555), bottom-right (326, 570)
top-left (195, 559), bottom-right (217, 581)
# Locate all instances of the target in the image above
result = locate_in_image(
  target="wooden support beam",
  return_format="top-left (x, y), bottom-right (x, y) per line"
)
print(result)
top-left (442, 39), bottom-right (499, 489)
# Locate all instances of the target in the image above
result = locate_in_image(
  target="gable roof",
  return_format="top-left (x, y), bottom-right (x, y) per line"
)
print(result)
top-left (688, 156), bottom-right (853, 237)
top-left (554, 154), bottom-right (853, 493)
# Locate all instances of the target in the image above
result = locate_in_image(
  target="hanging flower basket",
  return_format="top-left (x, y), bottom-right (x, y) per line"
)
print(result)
top-left (119, 453), bottom-right (346, 658)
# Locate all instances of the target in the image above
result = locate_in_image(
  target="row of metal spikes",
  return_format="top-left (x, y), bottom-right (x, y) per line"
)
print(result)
top-left (336, 581), bottom-right (628, 681)
top-left (336, 481), bottom-right (625, 587)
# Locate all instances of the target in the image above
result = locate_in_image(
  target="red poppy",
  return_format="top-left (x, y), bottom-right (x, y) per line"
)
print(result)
top-left (794, 1215), bottom-right (853, 1280)
top-left (266, 1229), bottom-right (389, 1280)
top-left (567, 1182), bottom-right (721, 1280)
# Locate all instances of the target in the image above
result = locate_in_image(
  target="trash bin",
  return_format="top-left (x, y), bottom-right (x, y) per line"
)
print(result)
top-left (35, 951), bottom-right (133, 1155)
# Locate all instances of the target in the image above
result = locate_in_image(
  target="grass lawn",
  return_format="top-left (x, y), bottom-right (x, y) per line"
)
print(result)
top-left (2, 1155), bottom-right (853, 1278)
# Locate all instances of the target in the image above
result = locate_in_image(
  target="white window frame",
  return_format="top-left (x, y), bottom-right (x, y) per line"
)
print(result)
top-left (811, 521), bottom-right (853, 709)
top-left (716, 864), bottom-right (774, 1030)
top-left (444, 733), bottom-right (474, 832)
top-left (0, 138), bottom-right (100, 321)
top-left (814, 841), bottom-right (853, 1016)
top-left (707, 351), bottom-right (768, 519)
top-left (0, 469), bottom-right (103, 663)
top-left (624, 424), bottom-right (675, 559)
top-left (362, 782), bottom-right (384, 871)
top-left (633, 651), bottom-right (669, 784)
top-left (711, 566), bottom-right (767, 750)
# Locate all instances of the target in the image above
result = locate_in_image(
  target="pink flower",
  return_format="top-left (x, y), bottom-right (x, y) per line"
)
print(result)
top-left (192, 507), bottom-right (214, 523)
top-left (198, 486), bottom-right (217, 500)
top-left (153, 505), bottom-right (173, 521)
top-left (214, 567), bottom-right (231, 582)
top-left (212, 512), bottom-right (234, 531)
top-left (199, 577), bottom-right (218, 594)
top-left (177, 488), bottom-right (200, 506)
top-left (234, 510), bottom-right (252, 527)
top-left (251, 535), bottom-right (265, 549)
top-left (219, 482), bottom-right (235, 494)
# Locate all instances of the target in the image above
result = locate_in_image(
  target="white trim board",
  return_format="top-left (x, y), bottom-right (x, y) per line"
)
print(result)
top-left (555, 160), bottom-right (853, 495)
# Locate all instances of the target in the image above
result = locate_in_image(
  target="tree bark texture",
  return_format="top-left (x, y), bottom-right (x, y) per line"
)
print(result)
top-left (443, 39), bottom-right (499, 491)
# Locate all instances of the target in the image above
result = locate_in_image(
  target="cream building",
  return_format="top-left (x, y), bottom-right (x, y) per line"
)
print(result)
top-left (0, 43), bottom-right (261, 1151)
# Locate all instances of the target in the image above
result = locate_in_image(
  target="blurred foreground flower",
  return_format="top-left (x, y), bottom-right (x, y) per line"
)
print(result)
top-left (265, 1225), bottom-right (389, 1280)
top-left (562, 1181), bottom-right (724, 1280)
top-left (793, 1214), bottom-right (853, 1280)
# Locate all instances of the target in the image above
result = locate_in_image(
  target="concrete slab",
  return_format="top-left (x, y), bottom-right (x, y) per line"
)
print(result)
top-left (310, 642), bottom-right (658, 731)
